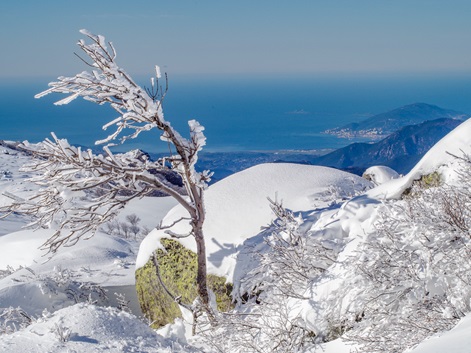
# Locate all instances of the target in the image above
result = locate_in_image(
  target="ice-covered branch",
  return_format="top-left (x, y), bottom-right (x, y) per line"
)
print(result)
top-left (5, 135), bottom-right (192, 253)
top-left (34, 31), bottom-right (206, 175)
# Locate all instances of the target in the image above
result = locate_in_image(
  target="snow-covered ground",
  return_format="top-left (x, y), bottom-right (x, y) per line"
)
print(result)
top-left (362, 165), bottom-right (400, 185)
top-left (0, 304), bottom-right (192, 353)
top-left (0, 143), bottom-right (183, 351)
top-left (407, 314), bottom-right (471, 353)
top-left (1, 118), bottom-right (471, 352)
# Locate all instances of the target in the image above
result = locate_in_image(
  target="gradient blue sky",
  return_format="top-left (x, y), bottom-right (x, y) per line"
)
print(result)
top-left (1, 0), bottom-right (470, 78)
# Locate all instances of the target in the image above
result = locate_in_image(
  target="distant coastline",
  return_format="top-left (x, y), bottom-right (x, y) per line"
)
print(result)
top-left (322, 128), bottom-right (386, 140)
top-left (2, 76), bottom-right (471, 153)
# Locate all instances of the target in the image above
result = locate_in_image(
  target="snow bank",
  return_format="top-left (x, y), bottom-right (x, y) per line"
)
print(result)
top-left (0, 229), bottom-right (137, 285)
top-left (363, 165), bottom-right (400, 185)
top-left (0, 229), bottom-right (48, 270)
top-left (408, 313), bottom-right (471, 353)
top-left (137, 163), bottom-right (371, 280)
top-left (0, 303), bottom-right (188, 353)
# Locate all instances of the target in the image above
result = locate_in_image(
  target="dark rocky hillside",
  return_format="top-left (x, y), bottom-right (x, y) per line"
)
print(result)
top-left (324, 103), bottom-right (469, 139)
top-left (314, 118), bottom-right (464, 174)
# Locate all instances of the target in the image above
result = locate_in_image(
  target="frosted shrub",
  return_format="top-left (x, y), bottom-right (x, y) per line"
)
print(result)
top-left (115, 292), bottom-right (131, 313)
top-left (23, 267), bottom-right (108, 306)
top-left (101, 213), bottom-right (143, 241)
top-left (243, 198), bottom-right (335, 301)
top-left (0, 265), bottom-right (18, 280)
top-left (202, 198), bottom-right (334, 352)
top-left (51, 322), bottom-right (72, 342)
top-left (0, 307), bottom-right (32, 335)
top-left (336, 157), bottom-right (471, 352)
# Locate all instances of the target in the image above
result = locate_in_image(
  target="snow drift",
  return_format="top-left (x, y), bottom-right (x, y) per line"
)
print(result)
top-left (136, 163), bottom-right (372, 280)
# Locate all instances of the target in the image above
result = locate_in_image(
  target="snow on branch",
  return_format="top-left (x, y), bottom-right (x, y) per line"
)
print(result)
top-left (4, 135), bottom-right (190, 253)
top-left (33, 30), bottom-right (212, 195)
top-left (34, 29), bottom-right (206, 172)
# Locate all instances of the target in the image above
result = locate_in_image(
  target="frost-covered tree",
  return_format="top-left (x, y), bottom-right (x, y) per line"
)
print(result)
top-left (1, 30), bottom-right (214, 318)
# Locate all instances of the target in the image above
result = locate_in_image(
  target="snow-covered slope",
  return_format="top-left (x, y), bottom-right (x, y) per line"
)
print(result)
top-left (408, 313), bottom-right (471, 353)
top-left (2, 114), bottom-right (471, 352)
top-left (137, 163), bottom-right (372, 280)
top-left (0, 303), bottom-right (191, 353)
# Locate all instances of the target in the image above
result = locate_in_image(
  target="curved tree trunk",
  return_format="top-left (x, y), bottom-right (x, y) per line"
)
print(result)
top-left (193, 222), bottom-right (215, 323)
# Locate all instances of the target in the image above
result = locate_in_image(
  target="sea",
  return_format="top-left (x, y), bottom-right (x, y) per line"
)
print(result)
top-left (1, 73), bottom-right (471, 154)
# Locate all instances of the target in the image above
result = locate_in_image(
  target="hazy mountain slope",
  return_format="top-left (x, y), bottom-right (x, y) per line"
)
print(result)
top-left (324, 103), bottom-right (469, 138)
top-left (313, 118), bottom-right (463, 174)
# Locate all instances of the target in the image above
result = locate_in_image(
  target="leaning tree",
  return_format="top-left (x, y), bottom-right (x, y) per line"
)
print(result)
top-left (2, 30), bottom-right (214, 319)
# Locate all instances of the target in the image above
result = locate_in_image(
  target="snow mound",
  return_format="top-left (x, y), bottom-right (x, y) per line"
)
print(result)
top-left (0, 303), bottom-right (190, 353)
top-left (0, 230), bottom-right (49, 270)
top-left (362, 165), bottom-right (400, 185)
top-left (0, 230), bottom-right (141, 317)
top-left (137, 163), bottom-right (372, 280)
top-left (408, 313), bottom-right (471, 353)
top-left (0, 229), bottom-right (137, 285)
top-left (368, 117), bottom-right (471, 199)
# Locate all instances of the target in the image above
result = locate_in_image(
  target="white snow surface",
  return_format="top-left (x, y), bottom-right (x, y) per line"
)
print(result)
top-left (136, 163), bottom-right (372, 280)
top-left (0, 303), bottom-right (191, 353)
top-left (363, 165), bottom-right (400, 185)
top-left (407, 313), bottom-right (471, 353)
top-left (1, 116), bottom-right (471, 352)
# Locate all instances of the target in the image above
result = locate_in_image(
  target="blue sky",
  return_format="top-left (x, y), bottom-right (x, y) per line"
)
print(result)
top-left (1, 0), bottom-right (471, 78)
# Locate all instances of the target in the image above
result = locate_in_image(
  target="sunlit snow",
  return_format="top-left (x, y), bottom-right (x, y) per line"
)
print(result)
top-left (1, 115), bottom-right (471, 352)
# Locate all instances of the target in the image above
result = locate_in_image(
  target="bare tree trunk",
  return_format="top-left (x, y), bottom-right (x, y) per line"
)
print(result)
top-left (185, 178), bottom-right (214, 321)
top-left (193, 224), bottom-right (215, 322)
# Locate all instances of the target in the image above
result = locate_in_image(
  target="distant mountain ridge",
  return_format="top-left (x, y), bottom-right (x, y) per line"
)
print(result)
top-left (188, 105), bottom-right (470, 179)
top-left (194, 117), bottom-right (464, 179)
top-left (324, 103), bottom-right (469, 139)
top-left (313, 117), bottom-right (464, 174)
